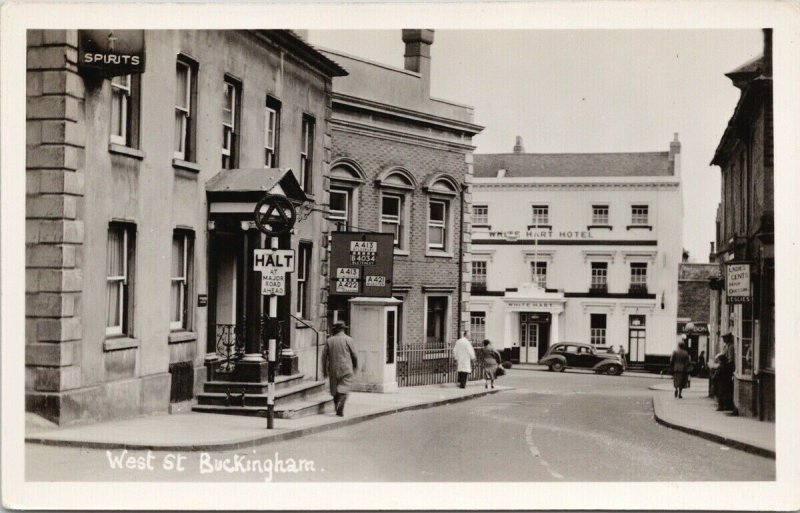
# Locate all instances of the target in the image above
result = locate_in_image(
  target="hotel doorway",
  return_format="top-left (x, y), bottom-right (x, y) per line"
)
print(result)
top-left (628, 315), bottom-right (646, 363)
top-left (519, 312), bottom-right (551, 363)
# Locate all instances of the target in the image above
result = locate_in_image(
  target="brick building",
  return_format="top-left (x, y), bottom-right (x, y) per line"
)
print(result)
top-left (709, 29), bottom-right (774, 421)
top-left (318, 30), bottom-right (483, 354)
top-left (26, 30), bottom-right (346, 424)
top-left (677, 262), bottom-right (721, 362)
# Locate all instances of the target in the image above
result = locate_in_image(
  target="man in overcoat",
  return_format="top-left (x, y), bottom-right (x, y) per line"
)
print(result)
top-left (321, 321), bottom-right (358, 416)
top-left (716, 332), bottom-right (736, 412)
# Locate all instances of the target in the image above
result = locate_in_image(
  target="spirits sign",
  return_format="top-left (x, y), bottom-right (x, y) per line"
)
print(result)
top-left (726, 263), bottom-right (751, 304)
top-left (78, 30), bottom-right (146, 77)
top-left (329, 232), bottom-right (394, 297)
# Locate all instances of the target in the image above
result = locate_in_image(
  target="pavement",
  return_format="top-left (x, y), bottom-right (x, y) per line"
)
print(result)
top-left (25, 381), bottom-right (507, 452)
top-left (649, 379), bottom-right (775, 458)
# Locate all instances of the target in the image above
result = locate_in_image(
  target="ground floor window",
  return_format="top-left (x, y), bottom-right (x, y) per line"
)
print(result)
top-left (590, 313), bottom-right (607, 345)
top-left (426, 296), bottom-right (449, 349)
top-left (470, 312), bottom-right (486, 344)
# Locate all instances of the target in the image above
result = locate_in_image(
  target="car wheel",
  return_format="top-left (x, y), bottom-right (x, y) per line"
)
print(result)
top-left (607, 364), bottom-right (622, 376)
top-left (551, 361), bottom-right (565, 372)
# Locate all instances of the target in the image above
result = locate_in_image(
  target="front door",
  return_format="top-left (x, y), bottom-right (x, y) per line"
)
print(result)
top-left (519, 313), bottom-right (539, 363)
top-left (628, 315), bottom-right (646, 363)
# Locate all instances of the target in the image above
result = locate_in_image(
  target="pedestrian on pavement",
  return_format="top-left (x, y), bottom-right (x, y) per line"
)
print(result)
top-left (716, 332), bottom-right (736, 412)
top-left (321, 321), bottom-right (358, 417)
top-left (670, 340), bottom-right (692, 398)
top-left (482, 339), bottom-right (502, 389)
top-left (697, 350), bottom-right (707, 378)
top-left (453, 331), bottom-right (476, 389)
top-left (618, 345), bottom-right (627, 367)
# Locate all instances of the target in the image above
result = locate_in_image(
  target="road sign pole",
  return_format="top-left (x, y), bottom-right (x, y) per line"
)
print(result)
top-left (266, 236), bottom-right (278, 429)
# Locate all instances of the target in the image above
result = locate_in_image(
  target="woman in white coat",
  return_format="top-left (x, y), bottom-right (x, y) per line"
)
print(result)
top-left (453, 331), bottom-right (476, 389)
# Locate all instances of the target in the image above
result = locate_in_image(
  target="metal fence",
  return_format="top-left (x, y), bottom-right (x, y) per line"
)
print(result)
top-left (396, 344), bottom-right (486, 387)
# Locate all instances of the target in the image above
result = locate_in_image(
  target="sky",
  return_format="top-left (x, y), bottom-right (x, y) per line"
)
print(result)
top-left (308, 29), bottom-right (764, 263)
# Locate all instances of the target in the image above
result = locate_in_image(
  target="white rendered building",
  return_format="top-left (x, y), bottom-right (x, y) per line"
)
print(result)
top-left (468, 136), bottom-right (683, 370)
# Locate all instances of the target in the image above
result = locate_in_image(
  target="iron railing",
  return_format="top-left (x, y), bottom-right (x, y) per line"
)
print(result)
top-left (396, 344), bottom-right (486, 387)
top-left (214, 316), bottom-right (288, 374)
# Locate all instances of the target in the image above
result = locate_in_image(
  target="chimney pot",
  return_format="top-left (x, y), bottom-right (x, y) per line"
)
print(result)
top-left (513, 136), bottom-right (525, 153)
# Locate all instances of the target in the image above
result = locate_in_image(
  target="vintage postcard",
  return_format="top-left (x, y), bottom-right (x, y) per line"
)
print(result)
top-left (1, 1), bottom-right (798, 510)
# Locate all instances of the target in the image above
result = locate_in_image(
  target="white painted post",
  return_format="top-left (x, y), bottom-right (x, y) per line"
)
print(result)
top-left (266, 236), bottom-right (278, 429)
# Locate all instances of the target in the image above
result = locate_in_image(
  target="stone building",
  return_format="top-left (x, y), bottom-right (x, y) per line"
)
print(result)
top-left (677, 262), bottom-right (721, 362)
top-left (26, 30), bottom-right (346, 424)
top-left (469, 136), bottom-right (683, 371)
top-left (318, 30), bottom-right (483, 354)
top-left (709, 29), bottom-right (774, 421)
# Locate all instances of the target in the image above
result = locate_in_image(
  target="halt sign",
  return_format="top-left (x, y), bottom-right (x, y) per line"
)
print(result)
top-left (253, 249), bottom-right (295, 296)
top-left (329, 232), bottom-right (394, 297)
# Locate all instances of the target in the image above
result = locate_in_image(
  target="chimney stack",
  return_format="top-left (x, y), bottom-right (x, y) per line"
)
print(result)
top-left (669, 132), bottom-right (681, 160)
top-left (402, 29), bottom-right (435, 95)
top-left (513, 135), bottom-right (525, 154)
top-left (763, 28), bottom-right (772, 78)
top-left (709, 242), bottom-right (716, 263)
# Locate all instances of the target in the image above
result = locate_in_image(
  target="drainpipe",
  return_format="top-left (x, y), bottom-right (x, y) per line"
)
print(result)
top-left (457, 186), bottom-right (465, 335)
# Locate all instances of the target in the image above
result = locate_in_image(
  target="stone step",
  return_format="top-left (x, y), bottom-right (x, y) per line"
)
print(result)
top-left (196, 380), bottom-right (326, 407)
top-left (192, 396), bottom-right (333, 419)
top-left (203, 373), bottom-right (305, 394)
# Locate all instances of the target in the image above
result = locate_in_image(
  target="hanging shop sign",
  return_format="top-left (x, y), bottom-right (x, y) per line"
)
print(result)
top-left (78, 30), bottom-right (146, 77)
top-left (725, 262), bottom-right (751, 304)
top-left (329, 232), bottom-right (394, 297)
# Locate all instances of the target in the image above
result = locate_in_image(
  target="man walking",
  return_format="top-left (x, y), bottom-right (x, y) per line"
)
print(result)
top-left (321, 321), bottom-right (358, 416)
top-left (453, 331), bottom-right (476, 389)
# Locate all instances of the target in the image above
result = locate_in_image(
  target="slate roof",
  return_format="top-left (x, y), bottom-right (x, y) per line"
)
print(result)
top-left (473, 152), bottom-right (673, 178)
top-left (678, 263), bottom-right (721, 281)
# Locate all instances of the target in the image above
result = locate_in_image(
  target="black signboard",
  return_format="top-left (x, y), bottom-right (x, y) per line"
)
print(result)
top-left (78, 30), bottom-right (146, 77)
top-left (329, 232), bottom-right (394, 297)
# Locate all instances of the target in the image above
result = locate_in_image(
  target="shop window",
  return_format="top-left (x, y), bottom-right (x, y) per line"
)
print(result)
top-left (470, 312), bottom-right (486, 344)
top-left (427, 199), bottom-right (449, 252)
top-left (264, 96), bottom-right (281, 167)
top-left (592, 205), bottom-right (609, 225)
top-left (590, 314), bottom-right (607, 345)
top-left (471, 261), bottom-right (487, 291)
top-left (296, 242), bottom-right (312, 319)
top-left (170, 230), bottom-right (194, 331)
top-left (300, 115), bottom-right (315, 193)
top-left (174, 56), bottom-right (197, 161)
top-left (106, 223), bottom-right (136, 336)
top-left (221, 76), bottom-right (241, 169)
top-left (110, 74), bottom-right (140, 148)
top-left (425, 296), bottom-right (449, 349)
top-left (473, 205), bottom-right (488, 225)
top-left (531, 261), bottom-right (547, 288)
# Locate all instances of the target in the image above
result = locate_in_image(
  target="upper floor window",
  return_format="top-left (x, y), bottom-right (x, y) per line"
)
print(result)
top-left (264, 95), bottom-right (281, 167)
top-left (106, 223), bottom-right (135, 336)
top-left (471, 260), bottom-right (487, 291)
top-left (531, 205), bottom-right (549, 226)
top-left (592, 205), bottom-right (609, 225)
top-left (329, 187), bottom-right (350, 230)
top-left (174, 57), bottom-right (197, 161)
top-left (630, 263), bottom-right (648, 286)
top-left (300, 115), bottom-right (315, 193)
top-left (171, 231), bottom-right (194, 331)
top-left (591, 262), bottom-right (608, 290)
top-left (381, 194), bottom-right (403, 247)
top-left (428, 199), bottom-right (448, 251)
top-left (531, 261), bottom-right (547, 288)
top-left (631, 205), bottom-right (649, 225)
top-left (222, 77), bottom-right (241, 169)
top-left (297, 242), bottom-right (312, 319)
top-left (110, 75), bottom-right (140, 147)
top-left (473, 205), bottom-right (488, 225)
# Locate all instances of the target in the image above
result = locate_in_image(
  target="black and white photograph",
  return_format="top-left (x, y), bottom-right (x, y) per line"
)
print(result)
top-left (2, 1), bottom-right (799, 510)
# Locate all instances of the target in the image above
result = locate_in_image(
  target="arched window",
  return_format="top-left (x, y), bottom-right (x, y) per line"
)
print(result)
top-left (329, 159), bottom-right (366, 231)
top-left (375, 167), bottom-right (417, 251)
top-left (423, 174), bottom-right (461, 256)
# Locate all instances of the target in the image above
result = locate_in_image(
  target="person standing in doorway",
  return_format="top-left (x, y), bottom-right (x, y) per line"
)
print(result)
top-left (321, 321), bottom-right (358, 417)
top-left (670, 341), bottom-right (692, 398)
top-left (716, 333), bottom-right (736, 412)
top-left (453, 331), bottom-right (476, 389)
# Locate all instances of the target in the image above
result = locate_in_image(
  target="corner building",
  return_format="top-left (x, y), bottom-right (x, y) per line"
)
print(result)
top-left (26, 30), bottom-right (345, 424)
top-left (469, 137), bottom-right (682, 370)
top-left (320, 30), bottom-right (483, 354)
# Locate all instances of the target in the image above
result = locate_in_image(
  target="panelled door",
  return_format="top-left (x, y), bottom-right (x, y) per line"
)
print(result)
top-left (519, 313), bottom-right (540, 363)
top-left (628, 315), bottom-right (646, 363)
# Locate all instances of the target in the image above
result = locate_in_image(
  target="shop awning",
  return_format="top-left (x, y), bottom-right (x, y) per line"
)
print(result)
top-left (206, 168), bottom-right (307, 213)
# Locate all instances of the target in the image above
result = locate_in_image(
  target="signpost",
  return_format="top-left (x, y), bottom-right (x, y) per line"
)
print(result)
top-left (726, 262), bottom-right (752, 304)
top-left (253, 195), bottom-right (297, 429)
top-left (329, 232), bottom-right (395, 298)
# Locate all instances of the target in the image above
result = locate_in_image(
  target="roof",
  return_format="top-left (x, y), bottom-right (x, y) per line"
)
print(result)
top-left (254, 30), bottom-right (348, 78)
top-left (206, 168), bottom-right (307, 203)
top-left (473, 152), bottom-right (673, 178)
top-left (725, 54), bottom-right (764, 79)
top-left (678, 263), bottom-right (721, 281)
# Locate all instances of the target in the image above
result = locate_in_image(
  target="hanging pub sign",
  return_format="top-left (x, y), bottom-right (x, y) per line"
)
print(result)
top-left (329, 232), bottom-right (394, 297)
top-left (726, 262), bottom-right (752, 304)
top-left (78, 30), bottom-right (146, 77)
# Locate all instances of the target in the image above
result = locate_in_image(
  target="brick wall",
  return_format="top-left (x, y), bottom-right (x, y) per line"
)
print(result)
top-left (25, 30), bottom-right (87, 421)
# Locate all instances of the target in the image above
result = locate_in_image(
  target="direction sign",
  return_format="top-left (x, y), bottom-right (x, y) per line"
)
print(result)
top-left (254, 194), bottom-right (296, 236)
top-left (329, 232), bottom-right (394, 297)
top-left (253, 249), bottom-right (296, 273)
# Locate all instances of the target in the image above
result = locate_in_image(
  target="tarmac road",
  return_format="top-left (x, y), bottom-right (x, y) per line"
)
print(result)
top-left (26, 367), bottom-right (774, 482)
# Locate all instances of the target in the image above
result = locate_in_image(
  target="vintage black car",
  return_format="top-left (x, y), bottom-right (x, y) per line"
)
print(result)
top-left (538, 342), bottom-right (625, 375)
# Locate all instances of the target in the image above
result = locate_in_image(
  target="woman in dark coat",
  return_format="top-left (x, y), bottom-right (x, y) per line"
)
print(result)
top-left (482, 339), bottom-right (502, 389)
top-left (670, 341), bottom-right (692, 398)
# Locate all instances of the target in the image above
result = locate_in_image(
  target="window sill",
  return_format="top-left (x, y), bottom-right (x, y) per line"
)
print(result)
top-left (168, 331), bottom-right (198, 344)
top-left (103, 336), bottom-right (139, 352)
top-left (393, 249), bottom-right (410, 257)
top-left (626, 225), bottom-right (653, 231)
top-left (426, 250), bottom-right (454, 259)
top-left (172, 158), bottom-right (201, 174)
top-left (588, 225), bottom-right (613, 231)
top-left (472, 224), bottom-right (491, 229)
top-left (109, 143), bottom-right (145, 160)
top-left (527, 225), bottom-right (552, 231)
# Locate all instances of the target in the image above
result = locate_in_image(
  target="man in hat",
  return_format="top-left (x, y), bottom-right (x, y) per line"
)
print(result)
top-left (716, 332), bottom-right (736, 411)
top-left (321, 321), bottom-right (358, 416)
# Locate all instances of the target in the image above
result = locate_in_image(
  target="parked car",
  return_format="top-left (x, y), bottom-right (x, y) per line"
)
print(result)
top-left (538, 342), bottom-right (625, 375)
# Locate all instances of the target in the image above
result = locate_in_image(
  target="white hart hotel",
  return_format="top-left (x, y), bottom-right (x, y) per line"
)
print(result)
top-left (468, 136), bottom-right (682, 371)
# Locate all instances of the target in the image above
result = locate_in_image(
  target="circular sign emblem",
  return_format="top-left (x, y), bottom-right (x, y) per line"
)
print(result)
top-left (254, 194), bottom-right (296, 236)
